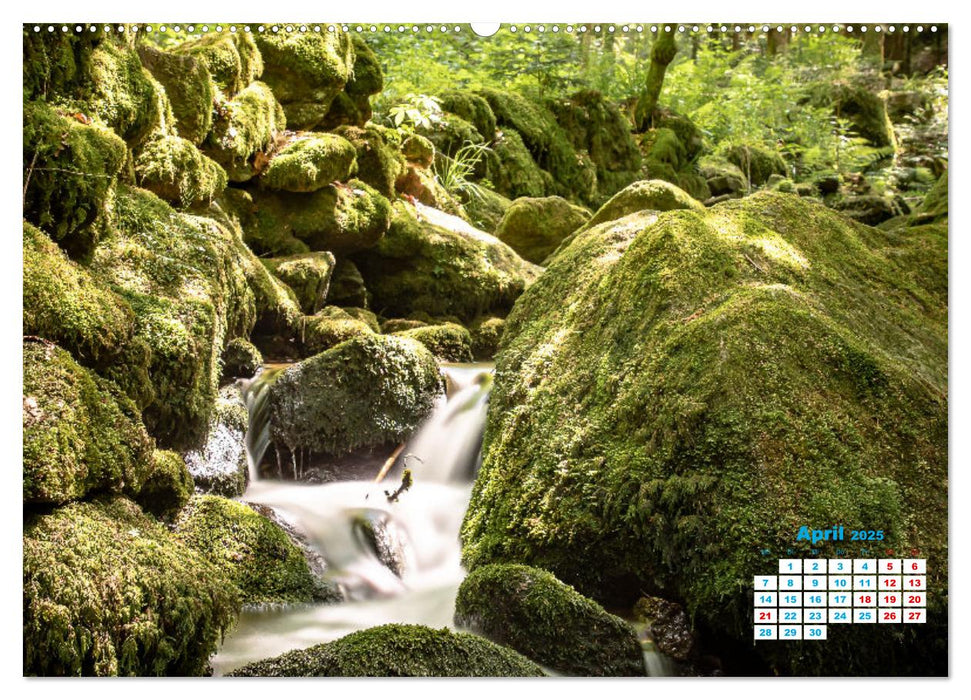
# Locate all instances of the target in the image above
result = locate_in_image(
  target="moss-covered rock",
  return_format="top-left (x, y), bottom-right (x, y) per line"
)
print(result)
top-left (652, 107), bottom-right (706, 162)
top-left (264, 251), bottom-right (336, 314)
top-left (204, 81), bottom-right (286, 182)
top-left (469, 315), bottom-right (505, 360)
top-left (642, 127), bottom-right (686, 172)
top-left (23, 339), bottom-right (154, 506)
top-left (91, 186), bottom-right (257, 448)
top-left (184, 383), bottom-right (249, 498)
top-left (243, 180), bottom-right (391, 256)
top-left (833, 193), bottom-right (906, 226)
top-left (228, 623), bottom-right (545, 677)
top-left (173, 32), bottom-right (262, 97)
top-left (254, 31), bottom-right (354, 130)
top-left (332, 124), bottom-right (405, 199)
top-left (325, 258), bottom-right (369, 308)
top-left (699, 156), bottom-right (749, 197)
top-left (134, 449), bottom-right (194, 520)
top-left (490, 128), bottom-right (550, 200)
top-left (401, 134), bottom-right (436, 167)
top-left (23, 101), bottom-right (127, 259)
top-left (24, 496), bottom-right (239, 676)
top-left (724, 143), bottom-right (787, 186)
top-left (267, 333), bottom-right (441, 460)
top-left (221, 337), bottom-right (263, 379)
top-left (136, 44), bottom-right (214, 145)
top-left (914, 174), bottom-right (948, 223)
top-left (495, 196), bottom-right (590, 264)
top-left (808, 81), bottom-right (897, 150)
top-left (344, 35), bottom-right (382, 101)
top-left (300, 307), bottom-right (376, 355)
top-left (394, 323), bottom-right (474, 362)
top-left (261, 133), bottom-right (357, 192)
top-left (461, 185), bottom-right (512, 233)
top-left (461, 192), bottom-right (946, 675)
top-left (585, 179), bottom-right (704, 230)
top-left (86, 38), bottom-right (163, 147)
top-left (416, 113), bottom-right (481, 161)
top-left (381, 318), bottom-right (428, 334)
top-left (454, 564), bottom-right (645, 676)
top-left (342, 306), bottom-right (381, 333)
top-left (395, 164), bottom-right (468, 220)
top-left (23, 222), bottom-right (136, 367)
top-left (440, 91), bottom-right (497, 143)
top-left (134, 132), bottom-right (228, 207)
top-left (175, 495), bottom-right (331, 605)
top-left (353, 201), bottom-right (540, 323)
top-left (22, 27), bottom-right (102, 102)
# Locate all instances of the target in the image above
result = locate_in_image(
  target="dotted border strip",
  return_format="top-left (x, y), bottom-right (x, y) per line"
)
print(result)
top-left (28, 23), bottom-right (942, 35)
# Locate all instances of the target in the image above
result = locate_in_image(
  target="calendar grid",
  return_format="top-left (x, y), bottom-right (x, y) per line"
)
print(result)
top-left (754, 558), bottom-right (926, 639)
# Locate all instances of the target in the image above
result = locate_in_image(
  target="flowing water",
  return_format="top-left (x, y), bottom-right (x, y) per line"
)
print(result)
top-left (210, 362), bottom-right (494, 676)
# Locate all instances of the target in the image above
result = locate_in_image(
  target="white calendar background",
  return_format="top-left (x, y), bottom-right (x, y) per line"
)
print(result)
top-left (754, 558), bottom-right (927, 640)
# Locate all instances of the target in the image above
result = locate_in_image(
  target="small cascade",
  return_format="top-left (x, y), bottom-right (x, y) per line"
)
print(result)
top-left (240, 364), bottom-right (287, 481)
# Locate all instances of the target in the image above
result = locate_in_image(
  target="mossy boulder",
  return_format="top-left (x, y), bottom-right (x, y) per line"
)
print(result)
top-left (134, 132), bottom-right (228, 207)
top-left (173, 32), bottom-right (262, 97)
top-left (395, 164), bottom-right (468, 220)
top-left (342, 306), bottom-right (381, 332)
top-left (401, 134), bottom-right (436, 167)
top-left (585, 179), bottom-right (704, 230)
top-left (461, 185), bottom-right (512, 233)
top-left (440, 91), bottom-right (497, 142)
top-left (809, 81), bottom-right (897, 150)
top-left (221, 337), bottom-right (263, 379)
top-left (495, 196), bottom-right (590, 264)
top-left (652, 107), bottom-right (706, 162)
top-left (23, 101), bottom-right (127, 259)
top-left (91, 186), bottom-right (257, 448)
top-left (204, 81), bottom-right (286, 182)
top-left (455, 564), bottom-right (645, 676)
top-left (490, 128), bottom-right (550, 200)
top-left (699, 156), bottom-right (749, 197)
top-left (23, 339), bottom-right (154, 506)
top-left (462, 192), bottom-right (946, 675)
top-left (394, 323), bottom-right (474, 363)
top-left (723, 144), bottom-right (788, 186)
top-left (22, 27), bottom-right (102, 102)
top-left (301, 307), bottom-right (376, 355)
top-left (333, 124), bottom-right (405, 199)
top-left (416, 113), bottom-right (480, 161)
top-left (136, 44), bottom-right (214, 145)
top-left (343, 34), bottom-right (382, 101)
top-left (134, 449), bottom-right (194, 521)
top-left (381, 318), bottom-right (428, 334)
top-left (261, 133), bottom-right (357, 192)
top-left (175, 495), bottom-right (332, 605)
top-left (254, 31), bottom-right (354, 130)
top-left (264, 251), bottom-right (336, 314)
top-left (353, 201), bottom-right (541, 323)
top-left (914, 174), bottom-right (948, 223)
top-left (24, 496), bottom-right (239, 676)
top-left (470, 315), bottom-right (505, 360)
top-left (228, 623), bottom-right (545, 677)
top-left (184, 384), bottom-right (250, 498)
top-left (243, 180), bottom-right (392, 257)
top-left (833, 193), bottom-right (906, 226)
top-left (86, 38), bottom-right (163, 147)
top-left (642, 127), bottom-right (686, 171)
top-left (23, 222), bottom-right (136, 366)
top-left (325, 258), bottom-right (369, 308)
top-left (267, 334), bottom-right (441, 460)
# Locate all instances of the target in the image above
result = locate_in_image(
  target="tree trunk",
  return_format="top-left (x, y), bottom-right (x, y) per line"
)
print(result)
top-left (862, 26), bottom-right (885, 67)
top-left (767, 28), bottom-right (790, 57)
top-left (635, 26), bottom-right (678, 131)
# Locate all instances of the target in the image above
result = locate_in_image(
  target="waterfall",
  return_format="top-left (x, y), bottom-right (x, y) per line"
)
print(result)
top-left (240, 365), bottom-right (287, 482)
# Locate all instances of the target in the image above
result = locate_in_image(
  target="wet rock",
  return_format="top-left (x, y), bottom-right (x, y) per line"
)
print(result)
top-left (353, 510), bottom-right (412, 577)
top-left (184, 384), bottom-right (249, 498)
top-left (633, 596), bottom-right (696, 662)
top-left (221, 338), bottom-right (264, 380)
top-left (264, 251), bottom-right (336, 315)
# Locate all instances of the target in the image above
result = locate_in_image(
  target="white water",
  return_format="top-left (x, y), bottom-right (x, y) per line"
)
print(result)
top-left (210, 363), bottom-right (492, 676)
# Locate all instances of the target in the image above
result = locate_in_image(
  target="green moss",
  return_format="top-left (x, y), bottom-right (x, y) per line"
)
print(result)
top-left (643, 127), bottom-right (687, 171)
top-left (724, 143), bottom-right (788, 186)
top-left (490, 128), bottom-right (550, 200)
top-left (301, 309), bottom-right (376, 355)
top-left (86, 38), bottom-right (163, 147)
top-left (381, 318), bottom-right (428, 334)
top-left (462, 192), bottom-right (946, 675)
top-left (175, 495), bottom-right (330, 605)
top-left (653, 107), bottom-right (705, 161)
top-left (395, 323), bottom-right (474, 362)
top-left (228, 623), bottom-right (545, 677)
top-left (455, 564), bottom-right (645, 676)
top-left (342, 306), bottom-right (381, 332)
top-left (134, 131), bottom-right (228, 207)
top-left (173, 32), bottom-right (262, 97)
top-left (23, 222), bottom-right (136, 366)
top-left (221, 337), bottom-right (263, 379)
top-left (395, 164), bottom-right (468, 220)
top-left (91, 186), bottom-right (257, 448)
top-left (345, 34), bottom-right (382, 99)
top-left (401, 134), bottom-right (436, 167)
top-left (24, 496), bottom-right (239, 676)
top-left (23, 101), bottom-right (127, 259)
top-left (440, 91), bottom-right (497, 142)
top-left (808, 81), bottom-right (897, 150)
top-left (245, 180), bottom-right (391, 256)
top-left (254, 31), bottom-right (353, 130)
top-left (416, 113), bottom-right (480, 160)
top-left (470, 315), bottom-right (505, 360)
top-left (461, 185), bottom-right (512, 233)
top-left (264, 251), bottom-right (336, 314)
top-left (325, 258), bottom-right (369, 308)
top-left (23, 28), bottom-right (101, 102)
top-left (135, 449), bottom-right (194, 520)
top-left (216, 186), bottom-right (307, 257)
top-left (332, 124), bottom-right (405, 198)
top-left (204, 81), bottom-right (286, 182)
top-left (915, 174), bottom-right (948, 223)
top-left (262, 133), bottom-right (357, 192)
top-left (268, 333), bottom-right (442, 459)
top-left (495, 196), bottom-right (590, 264)
top-left (585, 179), bottom-right (704, 229)
top-left (699, 155), bottom-right (748, 196)
top-left (353, 201), bottom-right (541, 323)
top-left (136, 44), bottom-right (214, 145)
top-left (23, 339), bottom-right (154, 506)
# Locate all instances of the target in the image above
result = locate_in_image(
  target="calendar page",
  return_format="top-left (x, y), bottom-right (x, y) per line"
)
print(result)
top-left (21, 11), bottom-right (948, 681)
